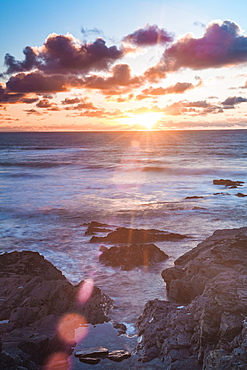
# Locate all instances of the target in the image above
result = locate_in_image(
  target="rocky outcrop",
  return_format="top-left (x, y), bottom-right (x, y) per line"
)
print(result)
top-left (90, 226), bottom-right (187, 244)
top-left (84, 221), bottom-right (113, 235)
top-left (136, 227), bottom-right (247, 369)
top-left (0, 251), bottom-right (113, 369)
top-left (99, 243), bottom-right (168, 270)
top-left (213, 179), bottom-right (244, 188)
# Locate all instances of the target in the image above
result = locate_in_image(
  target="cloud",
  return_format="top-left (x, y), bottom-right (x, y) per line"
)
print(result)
top-left (6, 72), bottom-right (68, 93)
top-left (136, 81), bottom-right (201, 100)
top-left (163, 100), bottom-right (223, 116)
top-left (0, 82), bottom-right (39, 104)
top-left (81, 27), bottom-right (104, 38)
top-left (4, 34), bottom-right (123, 75)
top-left (36, 98), bottom-right (57, 108)
top-left (4, 46), bottom-right (37, 74)
top-left (221, 96), bottom-right (247, 105)
top-left (123, 24), bottom-right (173, 46)
top-left (145, 20), bottom-right (247, 80)
top-left (61, 97), bottom-right (82, 105)
top-left (83, 64), bottom-right (143, 94)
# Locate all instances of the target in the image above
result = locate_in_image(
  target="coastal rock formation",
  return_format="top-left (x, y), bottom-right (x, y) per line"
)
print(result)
top-left (84, 221), bottom-right (113, 235)
top-left (213, 179), bottom-right (244, 188)
top-left (0, 251), bottom-right (113, 369)
top-left (90, 226), bottom-right (187, 244)
top-left (99, 243), bottom-right (168, 270)
top-left (137, 227), bottom-right (247, 369)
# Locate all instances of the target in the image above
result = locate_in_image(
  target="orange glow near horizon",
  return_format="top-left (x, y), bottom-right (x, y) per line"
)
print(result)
top-left (117, 112), bottom-right (164, 130)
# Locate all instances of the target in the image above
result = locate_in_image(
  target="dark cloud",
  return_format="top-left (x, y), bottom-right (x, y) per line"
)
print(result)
top-left (61, 97), bottom-right (82, 105)
top-left (4, 34), bottom-right (123, 75)
top-left (6, 72), bottom-right (67, 93)
top-left (221, 96), bottom-right (247, 105)
top-left (4, 46), bottom-right (37, 74)
top-left (145, 20), bottom-right (247, 80)
top-left (123, 24), bottom-right (173, 46)
top-left (36, 98), bottom-right (54, 108)
top-left (0, 82), bottom-right (39, 104)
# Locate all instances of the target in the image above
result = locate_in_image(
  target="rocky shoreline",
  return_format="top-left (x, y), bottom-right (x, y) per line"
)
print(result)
top-left (1, 227), bottom-right (247, 369)
top-left (137, 227), bottom-right (247, 369)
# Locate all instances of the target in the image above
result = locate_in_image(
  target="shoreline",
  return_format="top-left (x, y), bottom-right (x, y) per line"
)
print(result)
top-left (1, 226), bottom-right (247, 369)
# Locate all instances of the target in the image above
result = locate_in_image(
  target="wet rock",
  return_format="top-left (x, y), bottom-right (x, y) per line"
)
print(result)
top-left (236, 192), bottom-right (247, 197)
top-left (75, 346), bottom-right (108, 358)
top-left (108, 349), bottom-right (131, 362)
top-left (213, 179), bottom-right (244, 187)
top-left (84, 221), bottom-right (113, 235)
top-left (185, 196), bottom-right (204, 199)
top-left (0, 251), bottom-right (113, 369)
top-left (90, 226), bottom-right (187, 244)
top-left (79, 357), bottom-right (101, 364)
top-left (112, 320), bottom-right (127, 335)
top-left (137, 227), bottom-right (247, 369)
top-left (99, 243), bottom-right (168, 270)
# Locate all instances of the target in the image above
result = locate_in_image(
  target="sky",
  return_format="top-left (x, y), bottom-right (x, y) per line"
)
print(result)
top-left (1, 0), bottom-right (247, 131)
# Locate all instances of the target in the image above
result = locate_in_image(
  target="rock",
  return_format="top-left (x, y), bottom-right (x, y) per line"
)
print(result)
top-left (112, 321), bottom-right (127, 335)
top-left (236, 192), bottom-right (247, 197)
top-left (0, 251), bottom-right (113, 369)
top-left (79, 357), bottom-right (101, 364)
top-left (137, 227), bottom-right (247, 369)
top-left (75, 346), bottom-right (108, 358)
top-left (108, 349), bottom-right (131, 362)
top-left (99, 243), bottom-right (168, 270)
top-left (213, 179), bottom-right (244, 187)
top-left (185, 196), bottom-right (204, 199)
top-left (90, 226), bottom-right (187, 244)
top-left (84, 221), bottom-right (113, 235)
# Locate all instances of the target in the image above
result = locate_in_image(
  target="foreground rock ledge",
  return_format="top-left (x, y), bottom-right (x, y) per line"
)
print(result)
top-left (0, 251), bottom-right (113, 369)
top-left (137, 227), bottom-right (247, 369)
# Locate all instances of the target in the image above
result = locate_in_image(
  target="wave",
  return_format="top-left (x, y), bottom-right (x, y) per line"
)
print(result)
top-left (0, 161), bottom-right (71, 169)
top-left (142, 166), bottom-right (221, 175)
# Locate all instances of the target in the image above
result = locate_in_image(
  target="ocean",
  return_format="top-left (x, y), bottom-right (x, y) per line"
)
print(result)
top-left (1, 130), bottom-right (247, 327)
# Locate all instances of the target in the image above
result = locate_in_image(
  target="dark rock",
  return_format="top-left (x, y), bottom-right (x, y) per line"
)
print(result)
top-left (108, 349), bottom-right (131, 362)
top-left (236, 192), bottom-right (247, 197)
top-left (213, 179), bottom-right (244, 187)
top-left (0, 251), bottom-right (113, 369)
top-left (185, 196), bottom-right (204, 199)
top-left (112, 320), bottom-right (127, 335)
top-left (90, 226), bottom-right (187, 244)
top-left (84, 221), bottom-right (113, 236)
top-left (99, 243), bottom-right (168, 270)
top-left (75, 346), bottom-right (108, 358)
top-left (137, 227), bottom-right (247, 369)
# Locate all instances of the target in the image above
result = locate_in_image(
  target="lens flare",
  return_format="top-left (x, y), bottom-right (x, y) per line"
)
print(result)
top-left (78, 278), bottom-right (94, 304)
top-left (57, 313), bottom-right (88, 344)
top-left (44, 351), bottom-right (71, 370)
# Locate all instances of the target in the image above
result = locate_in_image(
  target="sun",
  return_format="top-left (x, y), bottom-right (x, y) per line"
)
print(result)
top-left (118, 112), bottom-right (163, 130)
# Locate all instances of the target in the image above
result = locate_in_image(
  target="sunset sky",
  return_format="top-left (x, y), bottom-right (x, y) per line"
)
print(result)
top-left (1, 0), bottom-right (247, 131)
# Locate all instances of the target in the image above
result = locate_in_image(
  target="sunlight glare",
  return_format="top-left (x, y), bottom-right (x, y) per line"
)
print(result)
top-left (119, 112), bottom-right (163, 130)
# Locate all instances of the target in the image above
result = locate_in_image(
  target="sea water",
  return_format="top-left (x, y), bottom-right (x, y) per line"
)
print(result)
top-left (1, 130), bottom-right (247, 324)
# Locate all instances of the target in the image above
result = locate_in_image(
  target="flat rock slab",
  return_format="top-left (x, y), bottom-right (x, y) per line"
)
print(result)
top-left (99, 243), bottom-right (168, 270)
top-left (75, 346), bottom-right (108, 358)
top-left (90, 226), bottom-right (187, 244)
top-left (79, 357), bottom-right (101, 364)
